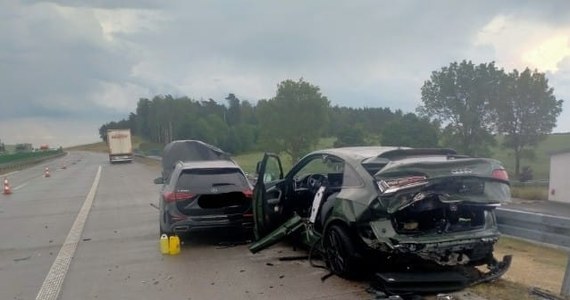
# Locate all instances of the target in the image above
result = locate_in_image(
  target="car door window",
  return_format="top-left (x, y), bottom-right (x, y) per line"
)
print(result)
top-left (294, 155), bottom-right (344, 181)
top-left (263, 156), bottom-right (283, 183)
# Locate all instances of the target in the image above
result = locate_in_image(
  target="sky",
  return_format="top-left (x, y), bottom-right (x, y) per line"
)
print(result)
top-left (1, 0), bottom-right (570, 147)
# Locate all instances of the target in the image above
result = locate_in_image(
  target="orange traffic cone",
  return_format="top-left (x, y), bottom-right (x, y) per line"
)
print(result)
top-left (3, 177), bottom-right (12, 195)
top-left (44, 167), bottom-right (51, 178)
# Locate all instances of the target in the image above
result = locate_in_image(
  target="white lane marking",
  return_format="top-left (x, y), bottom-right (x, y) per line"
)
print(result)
top-left (35, 165), bottom-right (102, 300)
top-left (13, 182), bottom-right (29, 191)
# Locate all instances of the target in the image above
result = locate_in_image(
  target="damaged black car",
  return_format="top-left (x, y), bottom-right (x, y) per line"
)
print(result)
top-left (249, 147), bottom-right (511, 291)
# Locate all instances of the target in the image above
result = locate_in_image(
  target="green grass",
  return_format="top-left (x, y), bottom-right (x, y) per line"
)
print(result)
top-left (66, 141), bottom-right (108, 152)
top-left (511, 185), bottom-right (549, 200)
top-left (490, 133), bottom-right (570, 180)
top-left (0, 150), bottom-right (63, 164)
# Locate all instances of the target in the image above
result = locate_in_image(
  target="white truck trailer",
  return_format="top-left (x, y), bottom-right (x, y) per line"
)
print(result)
top-left (107, 129), bottom-right (133, 163)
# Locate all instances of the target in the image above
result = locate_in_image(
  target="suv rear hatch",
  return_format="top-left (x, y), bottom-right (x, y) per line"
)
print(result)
top-left (174, 168), bottom-right (252, 216)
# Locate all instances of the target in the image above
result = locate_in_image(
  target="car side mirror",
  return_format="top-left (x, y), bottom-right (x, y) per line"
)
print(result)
top-left (153, 177), bottom-right (164, 184)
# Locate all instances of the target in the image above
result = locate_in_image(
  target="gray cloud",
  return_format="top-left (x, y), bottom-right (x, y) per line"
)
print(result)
top-left (1, 0), bottom-right (570, 147)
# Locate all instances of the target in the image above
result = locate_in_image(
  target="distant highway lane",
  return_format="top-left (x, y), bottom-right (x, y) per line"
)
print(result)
top-left (0, 152), bottom-right (367, 300)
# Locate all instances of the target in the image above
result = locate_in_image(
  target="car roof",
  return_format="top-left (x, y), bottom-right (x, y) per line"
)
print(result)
top-left (177, 160), bottom-right (241, 170)
top-left (311, 146), bottom-right (408, 161)
top-left (309, 146), bottom-right (458, 164)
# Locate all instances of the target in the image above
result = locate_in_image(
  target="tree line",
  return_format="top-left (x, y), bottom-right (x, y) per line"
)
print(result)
top-left (100, 60), bottom-right (563, 177)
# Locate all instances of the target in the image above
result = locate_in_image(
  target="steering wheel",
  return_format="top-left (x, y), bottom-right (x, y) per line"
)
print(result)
top-left (307, 174), bottom-right (328, 193)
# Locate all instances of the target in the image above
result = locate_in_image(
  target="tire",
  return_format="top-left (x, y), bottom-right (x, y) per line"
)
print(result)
top-left (323, 224), bottom-right (361, 279)
top-left (159, 206), bottom-right (171, 235)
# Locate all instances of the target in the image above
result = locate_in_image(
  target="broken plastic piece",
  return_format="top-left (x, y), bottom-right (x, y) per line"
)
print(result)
top-left (249, 214), bottom-right (304, 253)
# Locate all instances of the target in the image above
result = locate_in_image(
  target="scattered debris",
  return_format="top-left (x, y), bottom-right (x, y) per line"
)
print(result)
top-left (13, 256), bottom-right (31, 262)
top-left (149, 203), bottom-right (159, 210)
top-left (265, 262), bottom-right (274, 267)
top-left (82, 238), bottom-right (92, 242)
top-left (215, 240), bottom-right (251, 249)
top-left (278, 255), bottom-right (308, 261)
top-left (529, 287), bottom-right (566, 300)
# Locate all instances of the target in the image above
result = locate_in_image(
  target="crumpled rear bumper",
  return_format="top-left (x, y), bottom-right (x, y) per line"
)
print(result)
top-left (372, 255), bottom-right (512, 294)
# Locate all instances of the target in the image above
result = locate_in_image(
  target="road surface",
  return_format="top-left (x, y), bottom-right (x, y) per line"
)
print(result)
top-left (0, 152), bottom-right (368, 300)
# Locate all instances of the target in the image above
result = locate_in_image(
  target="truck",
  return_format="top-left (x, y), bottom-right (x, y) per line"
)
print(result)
top-left (107, 129), bottom-right (133, 163)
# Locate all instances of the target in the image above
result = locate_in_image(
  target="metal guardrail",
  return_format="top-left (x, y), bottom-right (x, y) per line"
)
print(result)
top-left (496, 207), bottom-right (570, 296)
top-left (496, 208), bottom-right (570, 249)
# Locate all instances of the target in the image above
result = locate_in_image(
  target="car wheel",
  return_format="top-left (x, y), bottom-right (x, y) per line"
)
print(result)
top-left (323, 224), bottom-right (360, 278)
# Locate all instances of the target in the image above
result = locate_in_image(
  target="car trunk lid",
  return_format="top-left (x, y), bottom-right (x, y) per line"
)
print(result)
top-left (373, 156), bottom-right (510, 214)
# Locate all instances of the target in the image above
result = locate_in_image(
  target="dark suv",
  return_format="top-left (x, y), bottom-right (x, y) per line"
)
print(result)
top-left (156, 160), bottom-right (253, 235)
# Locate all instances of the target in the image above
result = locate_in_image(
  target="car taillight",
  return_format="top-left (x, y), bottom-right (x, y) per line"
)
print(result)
top-left (378, 176), bottom-right (428, 194)
top-left (163, 191), bottom-right (195, 203)
top-left (492, 169), bottom-right (509, 181)
top-left (243, 189), bottom-right (253, 198)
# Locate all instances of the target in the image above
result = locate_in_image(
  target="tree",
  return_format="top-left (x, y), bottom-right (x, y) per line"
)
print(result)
top-left (494, 68), bottom-right (563, 177)
top-left (381, 113), bottom-right (440, 147)
top-left (225, 93), bottom-right (241, 126)
top-left (333, 125), bottom-right (367, 147)
top-left (257, 79), bottom-right (330, 162)
top-left (418, 60), bottom-right (503, 156)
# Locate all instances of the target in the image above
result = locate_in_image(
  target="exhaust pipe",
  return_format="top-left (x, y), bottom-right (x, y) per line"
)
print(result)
top-left (173, 226), bottom-right (189, 233)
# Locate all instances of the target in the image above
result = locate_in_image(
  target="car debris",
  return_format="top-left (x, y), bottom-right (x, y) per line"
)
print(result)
top-left (248, 146), bottom-right (512, 293)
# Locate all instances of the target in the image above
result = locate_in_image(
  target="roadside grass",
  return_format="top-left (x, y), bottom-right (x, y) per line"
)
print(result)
top-left (0, 150), bottom-right (63, 164)
top-left (65, 141), bottom-right (107, 152)
top-left (468, 279), bottom-right (534, 300)
top-left (233, 152), bottom-right (266, 174)
top-left (468, 236), bottom-right (568, 299)
top-left (490, 133), bottom-right (570, 180)
top-left (510, 185), bottom-right (549, 200)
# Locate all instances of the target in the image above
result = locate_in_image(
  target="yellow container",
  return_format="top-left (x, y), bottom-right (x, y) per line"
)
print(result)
top-left (160, 234), bottom-right (169, 254)
top-left (169, 235), bottom-right (181, 255)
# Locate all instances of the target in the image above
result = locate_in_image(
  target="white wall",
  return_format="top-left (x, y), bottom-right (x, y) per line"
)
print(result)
top-left (549, 152), bottom-right (570, 203)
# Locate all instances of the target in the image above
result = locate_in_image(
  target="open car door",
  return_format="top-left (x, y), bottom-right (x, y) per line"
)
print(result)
top-left (252, 153), bottom-right (285, 241)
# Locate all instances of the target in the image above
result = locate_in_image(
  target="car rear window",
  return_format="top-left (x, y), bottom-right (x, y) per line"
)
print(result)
top-left (176, 168), bottom-right (249, 193)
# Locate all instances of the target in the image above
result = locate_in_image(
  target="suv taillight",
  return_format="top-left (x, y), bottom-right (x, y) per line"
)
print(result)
top-left (163, 191), bottom-right (195, 203)
top-left (243, 189), bottom-right (253, 198)
top-left (492, 169), bottom-right (509, 181)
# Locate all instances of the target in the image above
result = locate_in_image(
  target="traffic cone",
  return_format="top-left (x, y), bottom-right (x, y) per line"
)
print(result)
top-left (62, 162), bottom-right (67, 170)
top-left (44, 167), bottom-right (51, 178)
top-left (3, 177), bottom-right (12, 195)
